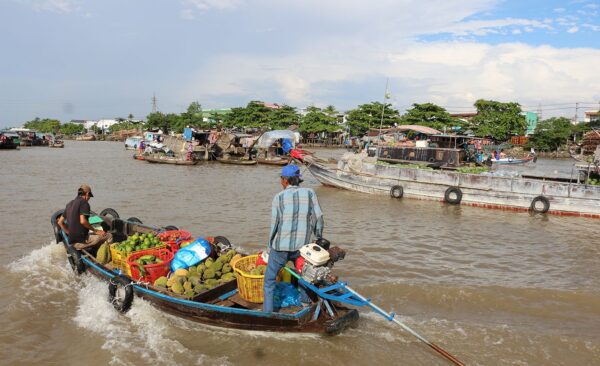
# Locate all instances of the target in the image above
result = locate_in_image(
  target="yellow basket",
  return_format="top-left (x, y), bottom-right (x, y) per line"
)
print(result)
top-left (109, 242), bottom-right (169, 276)
top-left (232, 255), bottom-right (264, 303)
top-left (232, 254), bottom-right (288, 303)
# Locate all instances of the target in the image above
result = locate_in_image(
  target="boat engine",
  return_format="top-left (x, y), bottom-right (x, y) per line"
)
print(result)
top-left (297, 240), bottom-right (346, 284)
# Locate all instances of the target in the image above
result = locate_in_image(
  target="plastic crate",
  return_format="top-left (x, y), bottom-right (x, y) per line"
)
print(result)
top-left (110, 242), bottom-right (169, 276)
top-left (127, 248), bottom-right (174, 284)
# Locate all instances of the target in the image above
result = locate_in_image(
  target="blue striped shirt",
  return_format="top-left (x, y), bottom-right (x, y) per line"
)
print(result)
top-left (268, 186), bottom-right (324, 252)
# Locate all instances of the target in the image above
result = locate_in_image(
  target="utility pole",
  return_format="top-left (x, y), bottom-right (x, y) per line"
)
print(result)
top-left (574, 102), bottom-right (579, 124)
top-left (537, 103), bottom-right (542, 121)
top-left (152, 93), bottom-right (158, 114)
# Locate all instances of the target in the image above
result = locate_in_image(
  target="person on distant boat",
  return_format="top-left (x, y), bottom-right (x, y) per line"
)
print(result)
top-left (263, 165), bottom-right (324, 313)
top-left (500, 149), bottom-right (507, 159)
top-left (57, 184), bottom-right (110, 250)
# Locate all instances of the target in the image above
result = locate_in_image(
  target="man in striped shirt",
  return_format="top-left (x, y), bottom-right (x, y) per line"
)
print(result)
top-left (263, 164), bottom-right (324, 312)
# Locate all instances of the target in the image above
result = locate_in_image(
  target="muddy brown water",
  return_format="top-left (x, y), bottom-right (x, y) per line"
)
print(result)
top-left (1, 142), bottom-right (599, 366)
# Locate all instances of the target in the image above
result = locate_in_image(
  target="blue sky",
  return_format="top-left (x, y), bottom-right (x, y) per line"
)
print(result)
top-left (0, 0), bottom-right (599, 128)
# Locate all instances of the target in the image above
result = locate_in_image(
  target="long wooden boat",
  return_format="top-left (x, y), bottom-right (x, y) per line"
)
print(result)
top-left (145, 155), bottom-right (198, 165)
top-left (303, 154), bottom-right (600, 218)
top-left (49, 212), bottom-right (358, 334)
top-left (216, 157), bottom-right (257, 165)
top-left (49, 141), bottom-right (64, 148)
top-left (132, 153), bottom-right (145, 161)
top-left (490, 156), bottom-right (535, 165)
top-left (256, 157), bottom-right (289, 166)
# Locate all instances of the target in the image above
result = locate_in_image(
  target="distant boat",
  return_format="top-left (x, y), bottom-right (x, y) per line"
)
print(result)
top-left (145, 155), bottom-right (197, 165)
top-left (76, 135), bottom-right (96, 141)
top-left (216, 156), bottom-right (257, 165)
top-left (489, 155), bottom-right (536, 165)
top-left (49, 140), bottom-right (64, 148)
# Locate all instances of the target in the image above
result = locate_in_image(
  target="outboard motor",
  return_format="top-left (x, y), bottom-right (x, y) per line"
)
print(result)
top-left (296, 239), bottom-right (346, 285)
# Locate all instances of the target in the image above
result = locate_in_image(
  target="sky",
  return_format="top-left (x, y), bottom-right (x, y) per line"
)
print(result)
top-left (0, 0), bottom-right (599, 128)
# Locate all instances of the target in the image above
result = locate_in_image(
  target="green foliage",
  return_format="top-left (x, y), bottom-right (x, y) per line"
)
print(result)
top-left (400, 103), bottom-right (459, 131)
top-left (456, 166), bottom-right (490, 174)
top-left (471, 99), bottom-right (526, 141)
top-left (108, 121), bottom-right (137, 134)
top-left (222, 101), bottom-right (299, 129)
top-left (144, 102), bottom-right (205, 133)
top-left (59, 123), bottom-right (84, 135)
top-left (300, 106), bottom-right (339, 133)
top-left (24, 117), bottom-right (61, 133)
top-left (529, 117), bottom-right (574, 151)
top-left (346, 102), bottom-right (400, 136)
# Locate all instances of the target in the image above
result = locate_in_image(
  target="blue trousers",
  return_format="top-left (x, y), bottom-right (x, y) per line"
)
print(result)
top-left (263, 249), bottom-right (302, 312)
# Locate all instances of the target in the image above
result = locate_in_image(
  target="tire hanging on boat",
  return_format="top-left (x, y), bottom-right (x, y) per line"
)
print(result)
top-left (65, 243), bottom-right (85, 274)
top-left (212, 236), bottom-right (232, 253)
top-left (51, 209), bottom-right (65, 244)
top-left (100, 208), bottom-right (120, 220)
top-left (164, 225), bottom-right (179, 231)
top-left (126, 217), bottom-right (143, 224)
top-left (390, 185), bottom-right (404, 199)
top-left (108, 275), bottom-right (134, 313)
top-left (444, 187), bottom-right (462, 205)
top-left (530, 195), bottom-right (550, 213)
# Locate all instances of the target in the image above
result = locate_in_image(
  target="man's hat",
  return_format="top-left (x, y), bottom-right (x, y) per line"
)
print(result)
top-left (281, 164), bottom-right (302, 178)
top-left (79, 184), bottom-right (94, 197)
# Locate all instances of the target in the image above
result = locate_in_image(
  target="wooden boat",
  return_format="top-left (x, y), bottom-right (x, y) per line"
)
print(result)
top-left (49, 211), bottom-right (359, 334)
top-left (76, 135), bottom-right (96, 141)
top-left (216, 157), bottom-right (257, 165)
top-left (489, 155), bottom-right (535, 165)
top-left (49, 141), bottom-right (64, 148)
top-left (301, 152), bottom-right (600, 218)
top-left (145, 155), bottom-right (198, 165)
top-left (256, 157), bottom-right (289, 166)
top-left (132, 153), bottom-right (145, 161)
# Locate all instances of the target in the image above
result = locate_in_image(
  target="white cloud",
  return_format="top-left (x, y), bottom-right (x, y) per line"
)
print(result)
top-left (180, 0), bottom-right (241, 18)
top-left (567, 26), bottom-right (579, 33)
top-left (582, 23), bottom-right (600, 31)
top-left (16, 0), bottom-right (80, 13)
top-left (553, 7), bottom-right (566, 13)
top-left (512, 28), bottom-right (522, 34)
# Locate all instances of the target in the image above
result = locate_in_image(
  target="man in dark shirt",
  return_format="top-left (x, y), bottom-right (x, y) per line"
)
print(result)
top-left (58, 184), bottom-right (108, 249)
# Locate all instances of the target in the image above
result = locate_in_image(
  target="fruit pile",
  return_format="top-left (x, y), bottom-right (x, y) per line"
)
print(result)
top-left (131, 254), bottom-right (164, 277)
top-left (153, 250), bottom-right (241, 298)
top-left (96, 243), bottom-right (111, 264)
top-left (113, 233), bottom-right (163, 253)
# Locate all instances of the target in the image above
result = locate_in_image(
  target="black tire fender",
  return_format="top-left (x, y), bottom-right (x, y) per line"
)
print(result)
top-left (390, 185), bottom-right (404, 199)
top-left (100, 208), bottom-right (120, 220)
top-left (126, 217), bottom-right (143, 224)
top-left (444, 187), bottom-right (462, 205)
top-left (51, 209), bottom-right (65, 244)
top-left (108, 275), bottom-right (134, 313)
top-left (213, 236), bottom-right (232, 253)
top-left (65, 243), bottom-right (86, 275)
top-left (164, 225), bottom-right (179, 231)
top-left (530, 195), bottom-right (550, 214)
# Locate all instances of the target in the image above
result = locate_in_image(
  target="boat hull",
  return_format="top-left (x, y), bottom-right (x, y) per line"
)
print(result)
top-left (145, 156), bottom-right (197, 165)
top-left (256, 158), bottom-right (289, 166)
top-left (306, 157), bottom-right (600, 218)
top-left (217, 157), bottom-right (257, 165)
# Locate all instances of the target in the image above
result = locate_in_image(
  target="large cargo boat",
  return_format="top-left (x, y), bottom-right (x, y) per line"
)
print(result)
top-left (303, 152), bottom-right (600, 218)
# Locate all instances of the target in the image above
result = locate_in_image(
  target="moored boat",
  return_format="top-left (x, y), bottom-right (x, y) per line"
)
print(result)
top-left (49, 140), bottom-right (64, 148)
top-left (49, 211), bottom-right (359, 335)
top-left (216, 156), bottom-right (257, 165)
top-left (301, 152), bottom-right (600, 218)
top-left (145, 155), bottom-right (198, 165)
top-left (132, 153), bottom-right (145, 160)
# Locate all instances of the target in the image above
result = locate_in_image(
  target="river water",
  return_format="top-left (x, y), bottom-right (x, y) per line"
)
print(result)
top-left (1, 142), bottom-right (599, 366)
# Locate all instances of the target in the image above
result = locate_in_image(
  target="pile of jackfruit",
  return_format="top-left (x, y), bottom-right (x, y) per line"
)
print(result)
top-left (153, 250), bottom-right (242, 298)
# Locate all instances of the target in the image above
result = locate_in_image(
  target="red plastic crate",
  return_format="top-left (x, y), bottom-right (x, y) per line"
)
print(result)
top-left (127, 248), bottom-right (174, 284)
top-left (158, 230), bottom-right (191, 243)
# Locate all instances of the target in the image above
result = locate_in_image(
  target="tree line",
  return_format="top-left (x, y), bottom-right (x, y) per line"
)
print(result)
top-left (21, 99), bottom-right (600, 152)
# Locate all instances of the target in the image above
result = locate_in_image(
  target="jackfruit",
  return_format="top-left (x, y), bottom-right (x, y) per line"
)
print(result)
top-left (194, 284), bottom-right (208, 293)
top-left (221, 263), bottom-right (232, 274)
top-left (221, 272), bottom-right (235, 281)
top-left (188, 266), bottom-right (197, 274)
top-left (184, 289), bottom-right (195, 298)
top-left (203, 268), bottom-right (216, 280)
top-left (205, 279), bottom-right (219, 288)
top-left (166, 276), bottom-right (177, 287)
top-left (188, 275), bottom-right (202, 287)
top-left (183, 281), bottom-right (193, 292)
top-left (197, 263), bottom-right (206, 272)
top-left (230, 254), bottom-right (242, 265)
top-left (212, 260), bottom-right (223, 272)
top-left (154, 276), bottom-right (168, 288)
top-left (174, 268), bottom-right (188, 277)
top-left (96, 243), bottom-right (109, 264)
top-left (204, 258), bottom-right (214, 268)
top-left (171, 281), bottom-right (184, 294)
top-left (215, 271), bottom-right (222, 278)
top-left (224, 249), bottom-right (236, 262)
